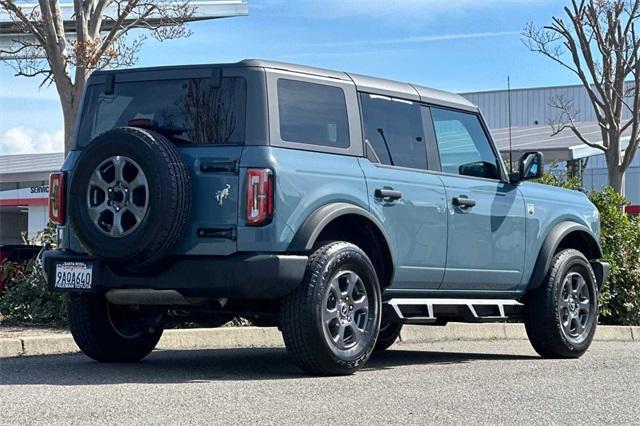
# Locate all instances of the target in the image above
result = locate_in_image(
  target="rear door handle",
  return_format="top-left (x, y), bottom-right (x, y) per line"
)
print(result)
top-left (452, 196), bottom-right (476, 209)
top-left (375, 187), bottom-right (402, 201)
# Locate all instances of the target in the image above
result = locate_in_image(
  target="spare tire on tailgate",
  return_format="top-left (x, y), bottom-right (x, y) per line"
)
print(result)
top-left (68, 127), bottom-right (191, 268)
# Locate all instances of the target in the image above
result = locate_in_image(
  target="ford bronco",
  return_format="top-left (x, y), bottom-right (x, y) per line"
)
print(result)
top-left (42, 60), bottom-right (609, 375)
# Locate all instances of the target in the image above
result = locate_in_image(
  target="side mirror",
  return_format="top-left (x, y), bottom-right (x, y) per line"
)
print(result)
top-left (511, 151), bottom-right (543, 184)
top-left (459, 161), bottom-right (499, 179)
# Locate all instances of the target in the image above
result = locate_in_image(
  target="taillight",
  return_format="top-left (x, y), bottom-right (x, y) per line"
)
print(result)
top-left (246, 168), bottom-right (274, 226)
top-left (49, 172), bottom-right (66, 224)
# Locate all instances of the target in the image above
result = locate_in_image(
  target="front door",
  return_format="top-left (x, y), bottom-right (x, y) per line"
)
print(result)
top-left (358, 93), bottom-right (447, 290)
top-left (429, 107), bottom-right (526, 291)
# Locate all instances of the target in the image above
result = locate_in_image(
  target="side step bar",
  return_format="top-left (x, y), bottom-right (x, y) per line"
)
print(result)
top-left (386, 298), bottom-right (523, 323)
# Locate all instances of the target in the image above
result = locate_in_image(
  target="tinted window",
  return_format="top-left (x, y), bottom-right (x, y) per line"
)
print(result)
top-left (431, 108), bottom-right (500, 179)
top-left (278, 79), bottom-right (349, 148)
top-left (360, 93), bottom-right (427, 170)
top-left (79, 77), bottom-right (246, 145)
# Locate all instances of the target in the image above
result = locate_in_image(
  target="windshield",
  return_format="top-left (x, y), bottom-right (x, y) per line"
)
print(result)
top-left (78, 76), bottom-right (246, 145)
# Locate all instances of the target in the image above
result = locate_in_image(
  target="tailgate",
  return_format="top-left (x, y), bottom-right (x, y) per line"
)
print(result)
top-left (173, 145), bottom-right (243, 256)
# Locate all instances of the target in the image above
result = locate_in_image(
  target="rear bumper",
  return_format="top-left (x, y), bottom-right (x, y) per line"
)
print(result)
top-left (42, 250), bottom-right (308, 299)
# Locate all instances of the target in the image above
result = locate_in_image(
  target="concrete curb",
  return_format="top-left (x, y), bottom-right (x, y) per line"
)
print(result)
top-left (0, 323), bottom-right (637, 358)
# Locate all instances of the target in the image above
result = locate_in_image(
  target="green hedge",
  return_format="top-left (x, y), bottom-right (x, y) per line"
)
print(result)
top-left (590, 189), bottom-right (640, 325)
top-left (0, 259), bottom-right (67, 325)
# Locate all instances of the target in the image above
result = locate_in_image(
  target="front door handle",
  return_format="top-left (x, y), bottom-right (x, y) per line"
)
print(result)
top-left (375, 187), bottom-right (402, 201)
top-left (452, 196), bottom-right (476, 209)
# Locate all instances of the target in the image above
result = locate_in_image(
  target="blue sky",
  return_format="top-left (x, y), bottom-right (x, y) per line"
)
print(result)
top-left (0, 0), bottom-right (575, 154)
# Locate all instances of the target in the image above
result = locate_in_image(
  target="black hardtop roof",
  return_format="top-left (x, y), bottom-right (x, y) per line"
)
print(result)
top-left (92, 59), bottom-right (477, 111)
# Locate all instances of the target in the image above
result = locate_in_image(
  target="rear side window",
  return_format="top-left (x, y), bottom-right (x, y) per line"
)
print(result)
top-left (360, 93), bottom-right (427, 170)
top-left (277, 79), bottom-right (350, 148)
top-left (79, 77), bottom-right (246, 145)
top-left (430, 108), bottom-right (500, 180)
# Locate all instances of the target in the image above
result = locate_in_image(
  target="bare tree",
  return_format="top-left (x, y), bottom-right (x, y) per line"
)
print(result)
top-left (0, 0), bottom-right (195, 153)
top-left (524, 0), bottom-right (640, 194)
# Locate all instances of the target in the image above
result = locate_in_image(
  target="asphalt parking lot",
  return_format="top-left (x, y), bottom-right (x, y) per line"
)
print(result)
top-left (1, 339), bottom-right (638, 425)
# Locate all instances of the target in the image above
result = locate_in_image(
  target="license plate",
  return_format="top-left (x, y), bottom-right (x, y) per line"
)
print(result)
top-left (54, 262), bottom-right (93, 290)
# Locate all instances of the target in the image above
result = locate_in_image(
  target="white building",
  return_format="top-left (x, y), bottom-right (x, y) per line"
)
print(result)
top-left (0, 153), bottom-right (63, 244)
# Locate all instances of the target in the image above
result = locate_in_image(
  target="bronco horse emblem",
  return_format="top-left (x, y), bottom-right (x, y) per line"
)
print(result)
top-left (216, 184), bottom-right (231, 206)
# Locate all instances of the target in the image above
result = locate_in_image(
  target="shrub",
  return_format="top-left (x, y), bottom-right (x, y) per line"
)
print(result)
top-left (589, 188), bottom-right (640, 325)
top-left (536, 172), bottom-right (582, 191)
top-left (0, 259), bottom-right (67, 325)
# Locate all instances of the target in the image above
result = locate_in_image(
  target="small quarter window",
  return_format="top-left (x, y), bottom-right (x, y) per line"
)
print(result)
top-left (277, 79), bottom-right (350, 148)
top-left (360, 93), bottom-right (428, 170)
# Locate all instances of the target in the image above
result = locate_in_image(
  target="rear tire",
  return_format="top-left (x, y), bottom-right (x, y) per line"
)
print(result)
top-left (524, 249), bottom-right (598, 359)
top-left (280, 241), bottom-right (381, 375)
top-left (69, 293), bottom-right (164, 362)
top-left (374, 322), bottom-right (403, 352)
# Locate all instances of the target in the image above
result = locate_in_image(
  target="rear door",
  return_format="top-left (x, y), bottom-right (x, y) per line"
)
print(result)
top-left (177, 145), bottom-right (242, 255)
top-left (358, 93), bottom-right (447, 290)
top-left (173, 67), bottom-right (254, 255)
top-left (428, 107), bottom-right (526, 291)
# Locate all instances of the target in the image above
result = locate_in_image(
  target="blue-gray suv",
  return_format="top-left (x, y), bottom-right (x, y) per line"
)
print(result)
top-left (42, 60), bottom-right (609, 375)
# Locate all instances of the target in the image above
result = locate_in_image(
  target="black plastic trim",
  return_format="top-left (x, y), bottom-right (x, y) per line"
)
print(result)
top-left (590, 260), bottom-right (610, 290)
top-left (197, 227), bottom-right (236, 240)
top-left (382, 288), bottom-right (522, 301)
top-left (527, 221), bottom-right (603, 291)
top-left (288, 202), bottom-right (393, 253)
top-left (43, 250), bottom-right (308, 299)
top-left (200, 159), bottom-right (239, 174)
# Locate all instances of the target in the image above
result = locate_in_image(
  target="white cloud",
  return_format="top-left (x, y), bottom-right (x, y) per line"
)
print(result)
top-left (294, 31), bottom-right (520, 49)
top-left (0, 127), bottom-right (64, 155)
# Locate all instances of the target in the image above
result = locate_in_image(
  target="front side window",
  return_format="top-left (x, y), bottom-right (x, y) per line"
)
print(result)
top-left (360, 93), bottom-right (427, 170)
top-left (431, 108), bottom-right (500, 180)
top-left (79, 77), bottom-right (246, 145)
top-left (277, 79), bottom-right (350, 148)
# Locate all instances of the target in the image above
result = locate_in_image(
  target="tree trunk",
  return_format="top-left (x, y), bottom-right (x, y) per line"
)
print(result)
top-left (62, 100), bottom-right (76, 154)
top-left (607, 165), bottom-right (625, 194)
top-left (601, 129), bottom-right (626, 196)
top-left (59, 77), bottom-right (87, 154)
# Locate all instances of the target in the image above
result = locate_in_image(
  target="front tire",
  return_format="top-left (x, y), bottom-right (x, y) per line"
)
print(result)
top-left (69, 294), bottom-right (164, 362)
top-left (280, 241), bottom-right (381, 375)
top-left (524, 249), bottom-right (598, 358)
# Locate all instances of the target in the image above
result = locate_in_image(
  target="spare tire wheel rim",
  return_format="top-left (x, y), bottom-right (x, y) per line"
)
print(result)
top-left (87, 155), bottom-right (149, 237)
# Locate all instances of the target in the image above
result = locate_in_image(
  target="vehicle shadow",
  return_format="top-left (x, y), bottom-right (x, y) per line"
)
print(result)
top-left (0, 347), bottom-right (539, 386)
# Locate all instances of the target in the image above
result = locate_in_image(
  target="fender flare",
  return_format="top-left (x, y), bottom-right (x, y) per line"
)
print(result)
top-left (288, 202), bottom-right (393, 254)
top-left (527, 221), bottom-right (603, 290)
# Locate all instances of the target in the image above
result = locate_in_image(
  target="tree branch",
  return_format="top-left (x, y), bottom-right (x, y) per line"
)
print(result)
top-left (550, 94), bottom-right (608, 152)
top-left (0, 0), bottom-right (47, 46)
